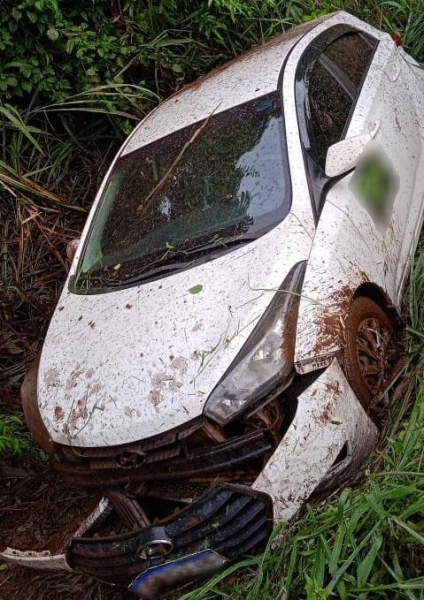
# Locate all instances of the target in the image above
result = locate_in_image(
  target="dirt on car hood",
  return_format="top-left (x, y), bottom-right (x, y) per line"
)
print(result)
top-left (37, 214), bottom-right (310, 447)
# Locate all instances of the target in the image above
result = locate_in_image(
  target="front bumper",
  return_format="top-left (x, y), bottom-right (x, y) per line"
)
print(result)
top-left (68, 484), bottom-right (273, 596)
top-left (1, 359), bottom-right (378, 597)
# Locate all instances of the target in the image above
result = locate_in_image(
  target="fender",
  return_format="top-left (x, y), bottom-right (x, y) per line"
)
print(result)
top-left (294, 176), bottom-right (392, 374)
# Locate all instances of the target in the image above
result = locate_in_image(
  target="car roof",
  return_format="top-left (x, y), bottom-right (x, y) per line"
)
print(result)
top-left (122, 15), bottom-right (334, 156)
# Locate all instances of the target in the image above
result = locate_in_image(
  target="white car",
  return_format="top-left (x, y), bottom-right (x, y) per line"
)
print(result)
top-left (4, 10), bottom-right (424, 599)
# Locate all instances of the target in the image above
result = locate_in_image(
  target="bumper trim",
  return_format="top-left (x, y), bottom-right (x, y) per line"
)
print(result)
top-left (253, 358), bottom-right (379, 521)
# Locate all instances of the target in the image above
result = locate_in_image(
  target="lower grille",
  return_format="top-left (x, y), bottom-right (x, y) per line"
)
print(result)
top-left (68, 484), bottom-right (273, 587)
top-left (56, 430), bottom-right (273, 486)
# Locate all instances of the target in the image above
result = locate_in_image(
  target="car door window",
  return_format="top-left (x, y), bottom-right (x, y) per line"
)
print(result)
top-left (295, 26), bottom-right (377, 216)
top-left (308, 60), bottom-right (353, 168)
top-left (323, 32), bottom-right (376, 88)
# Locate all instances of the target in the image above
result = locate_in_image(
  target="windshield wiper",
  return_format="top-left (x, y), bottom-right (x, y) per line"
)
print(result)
top-left (105, 261), bottom-right (194, 287)
top-left (78, 233), bottom-right (260, 290)
top-left (182, 232), bottom-right (260, 258)
top-left (114, 234), bottom-right (260, 284)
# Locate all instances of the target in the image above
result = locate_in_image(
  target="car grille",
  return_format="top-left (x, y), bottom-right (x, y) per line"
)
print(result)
top-left (68, 483), bottom-right (273, 587)
top-left (55, 414), bottom-right (275, 486)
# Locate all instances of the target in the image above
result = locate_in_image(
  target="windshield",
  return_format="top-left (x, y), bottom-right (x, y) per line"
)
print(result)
top-left (73, 91), bottom-right (291, 292)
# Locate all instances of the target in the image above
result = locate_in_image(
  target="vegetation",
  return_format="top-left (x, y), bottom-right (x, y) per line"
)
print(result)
top-left (0, 0), bottom-right (423, 598)
top-left (0, 414), bottom-right (34, 457)
top-left (0, 0), bottom-right (308, 212)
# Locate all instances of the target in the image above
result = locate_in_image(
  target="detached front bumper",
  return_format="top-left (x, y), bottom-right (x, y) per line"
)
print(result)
top-left (1, 359), bottom-right (378, 597)
top-left (1, 485), bottom-right (273, 599)
top-left (69, 484), bottom-right (273, 597)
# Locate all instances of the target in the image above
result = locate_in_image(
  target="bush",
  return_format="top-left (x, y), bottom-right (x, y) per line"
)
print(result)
top-left (0, 415), bottom-right (34, 457)
top-left (0, 0), bottom-right (309, 107)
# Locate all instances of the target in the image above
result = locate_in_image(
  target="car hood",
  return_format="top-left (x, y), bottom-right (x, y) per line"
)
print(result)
top-left (38, 214), bottom-right (310, 446)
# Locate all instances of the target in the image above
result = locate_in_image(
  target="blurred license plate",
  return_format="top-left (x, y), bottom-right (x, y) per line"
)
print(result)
top-left (129, 549), bottom-right (228, 598)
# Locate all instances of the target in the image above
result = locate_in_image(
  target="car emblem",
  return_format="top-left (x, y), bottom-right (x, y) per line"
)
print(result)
top-left (137, 539), bottom-right (174, 560)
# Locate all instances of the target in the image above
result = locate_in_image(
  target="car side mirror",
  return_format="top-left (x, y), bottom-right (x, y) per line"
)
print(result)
top-left (325, 133), bottom-right (372, 178)
top-left (66, 238), bottom-right (80, 263)
top-left (325, 122), bottom-right (380, 178)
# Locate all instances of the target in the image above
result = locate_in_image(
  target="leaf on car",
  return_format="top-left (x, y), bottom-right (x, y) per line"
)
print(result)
top-left (188, 284), bottom-right (203, 294)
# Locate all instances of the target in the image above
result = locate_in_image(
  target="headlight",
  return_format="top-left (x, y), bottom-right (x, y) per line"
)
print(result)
top-left (204, 262), bottom-right (306, 425)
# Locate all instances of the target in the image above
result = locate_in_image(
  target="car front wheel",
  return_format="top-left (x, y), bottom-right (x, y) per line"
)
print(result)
top-left (344, 296), bottom-right (399, 412)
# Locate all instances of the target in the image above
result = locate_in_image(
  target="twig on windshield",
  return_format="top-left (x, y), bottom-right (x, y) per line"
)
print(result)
top-left (137, 102), bottom-right (222, 217)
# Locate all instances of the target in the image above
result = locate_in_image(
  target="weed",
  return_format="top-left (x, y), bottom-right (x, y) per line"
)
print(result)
top-left (0, 414), bottom-right (34, 457)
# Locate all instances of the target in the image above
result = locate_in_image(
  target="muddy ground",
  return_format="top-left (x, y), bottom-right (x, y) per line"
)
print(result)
top-left (0, 456), bottom-right (139, 599)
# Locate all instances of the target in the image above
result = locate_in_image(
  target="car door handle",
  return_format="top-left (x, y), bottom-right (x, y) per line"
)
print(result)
top-left (369, 120), bottom-right (380, 138)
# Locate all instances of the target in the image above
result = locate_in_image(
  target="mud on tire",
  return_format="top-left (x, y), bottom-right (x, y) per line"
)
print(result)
top-left (343, 296), bottom-right (399, 412)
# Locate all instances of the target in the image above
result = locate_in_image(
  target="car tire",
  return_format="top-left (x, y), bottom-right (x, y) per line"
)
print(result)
top-left (344, 296), bottom-right (398, 411)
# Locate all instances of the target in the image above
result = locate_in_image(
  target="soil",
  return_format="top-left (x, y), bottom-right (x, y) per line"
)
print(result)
top-left (0, 133), bottom-right (124, 598)
top-left (0, 461), bottom-right (132, 600)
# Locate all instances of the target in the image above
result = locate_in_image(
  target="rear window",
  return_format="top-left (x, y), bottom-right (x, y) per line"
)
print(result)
top-left (323, 32), bottom-right (375, 88)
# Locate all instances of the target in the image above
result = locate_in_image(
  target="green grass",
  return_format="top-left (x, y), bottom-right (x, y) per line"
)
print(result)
top-left (0, 414), bottom-right (35, 457)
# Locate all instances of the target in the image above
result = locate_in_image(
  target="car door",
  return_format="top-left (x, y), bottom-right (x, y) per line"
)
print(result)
top-left (296, 26), bottom-right (422, 305)
top-left (292, 25), bottom-right (387, 369)
top-left (345, 38), bottom-right (424, 302)
top-left (288, 18), bottom-right (422, 370)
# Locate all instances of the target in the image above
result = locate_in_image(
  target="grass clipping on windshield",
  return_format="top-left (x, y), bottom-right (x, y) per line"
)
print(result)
top-left (180, 242), bottom-right (424, 599)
